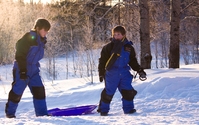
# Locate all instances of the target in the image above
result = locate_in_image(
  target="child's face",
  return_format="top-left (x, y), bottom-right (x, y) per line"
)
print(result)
top-left (38, 28), bottom-right (48, 38)
top-left (113, 32), bottom-right (125, 41)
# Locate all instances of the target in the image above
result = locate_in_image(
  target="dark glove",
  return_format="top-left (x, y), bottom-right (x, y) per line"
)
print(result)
top-left (20, 72), bottom-right (28, 80)
top-left (99, 76), bottom-right (104, 82)
top-left (99, 69), bottom-right (105, 82)
top-left (138, 68), bottom-right (147, 81)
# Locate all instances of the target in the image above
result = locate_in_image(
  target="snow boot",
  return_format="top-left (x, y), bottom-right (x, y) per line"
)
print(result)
top-left (6, 114), bottom-right (16, 118)
top-left (125, 109), bottom-right (136, 114)
top-left (5, 102), bottom-right (16, 118)
top-left (100, 112), bottom-right (108, 116)
top-left (98, 108), bottom-right (108, 116)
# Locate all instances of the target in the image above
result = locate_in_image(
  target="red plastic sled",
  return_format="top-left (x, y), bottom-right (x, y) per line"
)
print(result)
top-left (48, 105), bottom-right (97, 116)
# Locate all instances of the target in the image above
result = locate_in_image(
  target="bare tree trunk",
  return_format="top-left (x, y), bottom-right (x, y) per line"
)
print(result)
top-left (118, 0), bottom-right (121, 25)
top-left (88, 50), bottom-right (94, 84)
top-left (169, 0), bottom-right (180, 68)
top-left (53, 56), bottom-right (56, 80)
top-left (65, 54), bottom-right (68, 79)
top-left (154, 41), bottom-right (158, 68)
top-left (139, 0), bottom-right (152, 69)
top-left (197, 21), bottom-right (199, 63)
top-left (48, 58), bottom-right (52, 79)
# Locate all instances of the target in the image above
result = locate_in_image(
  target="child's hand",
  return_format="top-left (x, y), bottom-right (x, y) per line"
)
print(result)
top-left (138, 69), bottom-right (147, 81)
top-left (99, 76), bottom-right (104, 82)
top-left (99, 69), bottom-right (105, 82)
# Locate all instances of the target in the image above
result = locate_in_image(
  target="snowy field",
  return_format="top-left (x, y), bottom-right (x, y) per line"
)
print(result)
top-left (0, 60), bottom-right (199, 124)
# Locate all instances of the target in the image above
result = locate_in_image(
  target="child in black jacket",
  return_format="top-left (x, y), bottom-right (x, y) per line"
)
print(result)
top-left (97, 25), bottom-right (146, 116)
top-left (5, 18), bottom-right (51, 118)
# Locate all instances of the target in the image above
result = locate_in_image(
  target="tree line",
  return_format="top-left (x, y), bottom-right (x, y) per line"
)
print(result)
top-left (0, 0), bottom-right (198, 80)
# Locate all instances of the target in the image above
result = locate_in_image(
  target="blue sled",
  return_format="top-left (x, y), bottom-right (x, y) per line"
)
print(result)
top-left (48, 105), bottom-right (97, 116)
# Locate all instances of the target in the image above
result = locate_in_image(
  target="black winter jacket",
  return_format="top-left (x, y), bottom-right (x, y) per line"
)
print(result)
top-left (98, 39), bottom-right (141, 76)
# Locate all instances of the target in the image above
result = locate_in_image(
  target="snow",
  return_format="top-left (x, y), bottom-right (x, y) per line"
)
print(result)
top-left (0, 59), bottom-right (199, 124)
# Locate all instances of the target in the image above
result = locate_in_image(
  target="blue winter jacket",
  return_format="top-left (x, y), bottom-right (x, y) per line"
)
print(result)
top-left (13, 31), bottom-right (46, 77)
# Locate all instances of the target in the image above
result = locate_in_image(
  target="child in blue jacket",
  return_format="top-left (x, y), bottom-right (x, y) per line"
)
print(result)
top-left (97, 25), bottom-right (146, 116)
top-left (5, 18), bottom-right (51, 118)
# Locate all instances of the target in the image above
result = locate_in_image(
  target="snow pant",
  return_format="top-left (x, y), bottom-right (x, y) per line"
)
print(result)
top-left (98, 68), bottom-right (137, 113)
top-left (5, 68), bottom-right (48, 117)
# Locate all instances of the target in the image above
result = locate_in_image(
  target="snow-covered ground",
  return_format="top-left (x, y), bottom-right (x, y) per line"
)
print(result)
top-left (0, 61), bottom-right (199, 124)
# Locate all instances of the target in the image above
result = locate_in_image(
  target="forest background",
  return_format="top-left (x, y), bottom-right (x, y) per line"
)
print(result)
top-left (0, 0), bottom-right (199, 80)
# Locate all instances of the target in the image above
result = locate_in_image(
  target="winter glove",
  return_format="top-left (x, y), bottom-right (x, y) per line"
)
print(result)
top-left (137, 68), bottom-right (147, 81)
top-left (99, 76), bottom-right (104, 82)
top-left (99, 69), bottom-right (105, 82)
top-left (20, 71), bottom-right (28, 80)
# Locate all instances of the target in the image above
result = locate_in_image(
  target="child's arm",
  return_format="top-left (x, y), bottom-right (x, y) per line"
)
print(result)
top-left (15, 33), bottom-right (36, 73)
top-left (98, 43), bottom-right (112, 81)
top-left (128, 46), bottom-right (141, 71)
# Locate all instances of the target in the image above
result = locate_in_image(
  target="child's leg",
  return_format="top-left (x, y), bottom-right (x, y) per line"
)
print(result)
top-left (28, 73), bottom-right (48, 116)
top-left (98, 70), bottom-right (120, 114)
top-left (5, 69), bottom-right (27, 117)
top-left (119, 71), bottom-right (137, 113)
top-left (120, 89), bottom-right (137, 113)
